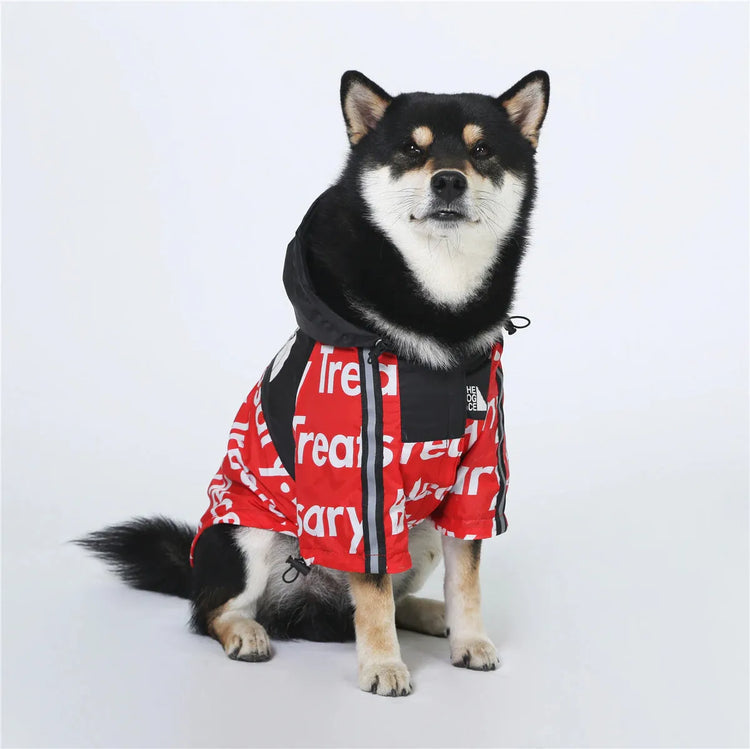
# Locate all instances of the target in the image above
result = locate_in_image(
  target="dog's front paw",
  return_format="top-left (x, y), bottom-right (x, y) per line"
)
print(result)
top-left (359, 660), bottom-right (412, 696)
top-left (221, 619), bottom-right (272, 662)
top-left (450, 636), bottom-right (500, 671)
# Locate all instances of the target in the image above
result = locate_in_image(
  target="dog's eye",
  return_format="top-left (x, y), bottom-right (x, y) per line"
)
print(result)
top-left (471, 142), bottom-right (492, 159)
top-left (401, 142), bottom-right (423, 157)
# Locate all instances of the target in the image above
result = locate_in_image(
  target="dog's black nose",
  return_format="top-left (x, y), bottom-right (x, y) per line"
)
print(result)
top-left (430, 170), bottom-right (467, 203)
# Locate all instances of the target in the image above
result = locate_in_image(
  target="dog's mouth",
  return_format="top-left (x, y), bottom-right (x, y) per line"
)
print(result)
top-left (411, 210), bottom-right (471, 222)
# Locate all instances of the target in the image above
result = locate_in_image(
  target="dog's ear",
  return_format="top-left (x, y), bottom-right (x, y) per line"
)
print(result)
top-left (498, 71), bottom-right (550, 149)
top-left (340, 71), bottom-right (392, 146)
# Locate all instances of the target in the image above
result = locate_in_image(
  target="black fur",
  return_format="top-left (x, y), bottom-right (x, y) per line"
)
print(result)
top-left (74, 516), bottom-right (194, 598)
top-left (189, 525), bottom-right (247, 635)
top-left (256, 581), bottom-right (355, 643)
top-left (307, 79), bottom-right (546, 362)
top-left (191, 526), bottom-right (357, 641)
top-left (469, 539), bottom-right (482, 569)
top-left (78, 71), bottom-right (548, 651)
top-left (77, 519), bottom-right (357, 641)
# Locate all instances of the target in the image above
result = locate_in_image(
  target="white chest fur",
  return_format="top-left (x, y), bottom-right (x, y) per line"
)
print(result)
top-left (360, 166), bottom-right (526, 309)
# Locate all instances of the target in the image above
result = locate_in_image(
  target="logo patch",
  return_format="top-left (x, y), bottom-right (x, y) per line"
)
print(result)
top-left (466, 384), bottom-right (487, 419)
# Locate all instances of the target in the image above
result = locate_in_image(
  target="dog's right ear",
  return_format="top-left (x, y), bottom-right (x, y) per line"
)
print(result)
top-left (498, 70), bottom-right (550, 149)
top-left (340, 71), bottom-right (392, 146)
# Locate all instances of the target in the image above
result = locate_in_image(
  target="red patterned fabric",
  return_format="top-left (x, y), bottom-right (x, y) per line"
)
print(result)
top-left (191, 340), bottom-right (509, 574)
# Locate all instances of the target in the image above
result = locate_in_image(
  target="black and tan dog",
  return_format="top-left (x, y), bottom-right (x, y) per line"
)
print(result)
top-left (78, 70), bottom-right (549, 696)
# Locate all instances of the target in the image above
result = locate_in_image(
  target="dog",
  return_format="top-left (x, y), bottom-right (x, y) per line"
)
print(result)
top-left (77, 70), bottom-right (549, 696)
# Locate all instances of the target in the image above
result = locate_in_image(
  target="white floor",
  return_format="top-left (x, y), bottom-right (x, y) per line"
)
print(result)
top-left (3, 393), bottom-right (747, 747)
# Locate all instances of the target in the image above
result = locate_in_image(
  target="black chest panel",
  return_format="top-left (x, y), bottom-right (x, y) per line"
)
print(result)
top-left (398, 353), bottom-right (492, 443)
top-left (262, 332), bottom-right (495, 472)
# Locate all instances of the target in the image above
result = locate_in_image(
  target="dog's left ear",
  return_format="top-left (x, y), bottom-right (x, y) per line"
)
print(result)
top-left (498, 71), bottom-right (550, 149)
top-left (340, 71), bottom-right (392, 146)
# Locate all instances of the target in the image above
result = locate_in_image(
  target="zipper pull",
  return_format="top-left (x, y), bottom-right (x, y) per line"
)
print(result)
top-left (367, 339), bottom-right (387, 363)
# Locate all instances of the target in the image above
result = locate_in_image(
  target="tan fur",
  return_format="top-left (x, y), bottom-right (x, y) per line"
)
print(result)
top-left (208, 603), bottom-right (234, 640)
top-left (411, 156), bottom-right (472, 183)
top-left (209, 606), bottom-right (271, 661)
top-left (449, 540), bottom-right (480, 603)
top-left (349, 573), bottom-right (398, 657)
top-left (395, 595), bottom-right (446, 637)
top-left (349, 572), bottom-right (412, 695)
top-left (463, 160), bottom-right (484, 180)
top-left (421, 156), bottom-right (436, 175)
top-left (345, 83), bottom-right (390, 145)
top-left (412, 125), bottom-right (434, 148)
top-left (447, 541), bottom-right (482, 627)
top-left (462, 123), bottom-right (484, 148)
top-left (442, 536), bottom-right (499, 670)
top-left (501, 80), bottom-right (546, 147)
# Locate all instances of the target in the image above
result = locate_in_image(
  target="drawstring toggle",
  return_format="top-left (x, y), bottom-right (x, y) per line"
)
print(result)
top-left (504, 316), bottom-right (531, 335)
top-left (282, 556), bottom-right (312, 584)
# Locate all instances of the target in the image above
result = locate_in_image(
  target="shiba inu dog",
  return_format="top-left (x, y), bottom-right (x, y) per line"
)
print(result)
top-left (77, 70), bottom-right (549, 696)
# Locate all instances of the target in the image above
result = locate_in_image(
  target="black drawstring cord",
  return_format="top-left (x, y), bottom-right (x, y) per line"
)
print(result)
top-left (504, 316), bottom-right (531, 335)
top-left (282, 556), bottom-right (312, 584)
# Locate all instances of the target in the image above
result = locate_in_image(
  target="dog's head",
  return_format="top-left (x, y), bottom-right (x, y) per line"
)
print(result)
top-left (340, 71), bottom-right (549, 308)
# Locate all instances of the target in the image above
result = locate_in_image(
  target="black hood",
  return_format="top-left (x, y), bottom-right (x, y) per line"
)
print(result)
top-left (283, 193), bottom-right (381, 349)
top-left (283, 194), bottom-right (521, 368)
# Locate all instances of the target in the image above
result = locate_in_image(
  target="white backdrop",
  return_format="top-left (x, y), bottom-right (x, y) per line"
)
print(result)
top-left (2, 3), bottom-right (748, 747)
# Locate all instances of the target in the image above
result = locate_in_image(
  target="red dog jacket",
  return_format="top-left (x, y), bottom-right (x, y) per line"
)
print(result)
top-left (191, 197), bottom-right (511, 575)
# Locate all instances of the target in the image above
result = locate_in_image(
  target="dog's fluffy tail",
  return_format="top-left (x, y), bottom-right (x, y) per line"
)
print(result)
top-left (74, 516), bottom-right (194, 599)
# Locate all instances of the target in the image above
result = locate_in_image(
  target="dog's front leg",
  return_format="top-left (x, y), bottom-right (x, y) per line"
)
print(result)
top-left (442, 536), bottom-right (500, 670)
top-left (348, 572), bottom-right (412, 696)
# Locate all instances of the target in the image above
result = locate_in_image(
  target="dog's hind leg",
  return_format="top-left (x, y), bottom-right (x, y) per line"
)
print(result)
top-left (191, 525), bottom-right (274, 662)
top-left (349, 572), bottom-right (412, 696)
top-left (393, 522), bottom-right (446, 636)
top-left (395, 596), bottom-right (446, 636)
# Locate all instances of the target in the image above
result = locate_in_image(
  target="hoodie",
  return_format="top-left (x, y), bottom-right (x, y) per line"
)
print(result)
top-left (190, 198), bottom-right (510, 575)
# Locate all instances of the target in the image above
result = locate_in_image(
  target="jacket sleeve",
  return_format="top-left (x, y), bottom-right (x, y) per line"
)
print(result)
top-left (431, 349), bottom-right (509, 539)
top-left (190, 378), bottom-right (298, 564)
